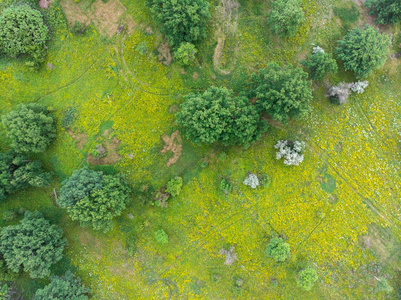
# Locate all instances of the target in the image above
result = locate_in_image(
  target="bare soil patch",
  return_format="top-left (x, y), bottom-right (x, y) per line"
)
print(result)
top-left (38, 0), bottom-right (50, 9)
top-left (157, 42), bottom-right (172, 66)
top-left (160, 130), bottom-right (182, 167)
top-left (67, 129), bottom-right (88, 149)
top-left (87, 128), bottom-right (123, 165)
top-left (59, 0), bottom-right (90, 26)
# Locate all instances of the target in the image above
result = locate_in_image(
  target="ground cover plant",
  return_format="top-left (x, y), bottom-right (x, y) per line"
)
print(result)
top-left (0, 0), bottom-right (401, 298)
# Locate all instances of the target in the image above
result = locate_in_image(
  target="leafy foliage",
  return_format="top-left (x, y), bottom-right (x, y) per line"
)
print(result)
top-left (249, 63), bottom-right (313, 123)
top-left (297, 268), bottom-right (318, 291)
top-left (268, 0), bottom-right (304, 37)
top-left (365, 0), bottom-right (401, 24)
top-left (155, 229), bottom-right (168, 244)
top-left (1, 104), bottom-right (56, 153)
top-left (266, 237), bottom-right (291, 262)
top-left (177, 86), bottom-right (265, 147)
top-left (301, 51), bottom-right (338, 81)
top-left (146, 0), bottom-right (210, 48)
top-left (335, 25), bottom-right (390, 79)
top-left (0, 151), bottom-right (51, 201)
top-left (0, 211), bottom-right (66, 279)
top-left (219, 178), bottom-right (232, 194)
top-left (0, 5), bottom-right (49, 65)
top-left (71, 21), bottom-right (85, 36)
top-left (174, 42), bottom-right (197, 65)
top-left (34, 271), bottom-right (91, 300)
top-left (0, 256), bottom-right (17, 282)
top-left (376, 277), bottom-right (393, 294)
top-left (166, 176), bottom-right (183, 197)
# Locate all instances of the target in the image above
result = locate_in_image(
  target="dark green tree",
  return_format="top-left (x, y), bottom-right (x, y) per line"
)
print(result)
top-left (176, 86), bottom-right (265, 147)
top-left (0, 151), bottom-right (51, 201)
top-left (366, 0), bottom-right (401, 24)
top-left (268, 0), bottom-right (304, 37)
top-left (249, 62), bottom-right (313, 123)
top-left (297, 268), bottom-right (318, 291)
top-left (146, 0), bottom-right (211, 48)
top-left (0, 211), bottom-right (66, 279)
top-left (301, 51), bottom-right (338, 81)
top-left (0, 5), bottom-right (49, 65)
top-left (266, 237), bottom-right (291, 262)
top-left (1, 104), bottom-right (56, 153)
top-left (336, 25), bottom-right (390, 79)
top-left (34, 271), bottom-right (91, 300)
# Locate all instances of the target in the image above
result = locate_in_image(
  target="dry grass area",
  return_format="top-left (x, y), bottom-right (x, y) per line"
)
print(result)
top-left (160, 130), bottom-right (182, 167)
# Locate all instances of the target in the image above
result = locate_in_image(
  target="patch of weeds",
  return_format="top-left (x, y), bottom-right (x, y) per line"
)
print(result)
top-left (217, 151), bottom-right (227, 162)
top-left (258, 174), bottom-right (271, 188)
top-left (166, 176), bottom-right (183, 197)
top-left (61, 107), bottom-right (77, 129)
top-left (125, 234), bottom-right (138, 255)
top-left (220, 178), bottom-right (232, 194)
top-left (1, 210), bottom-right (15, 222)
top-left (333, 3), bottom-right (360, 32)
top-left (71, 21), bottom-right (85, 36)
top-left (155, 229), bottom-right (168, 244)
top-left (319, 173), bottom-right (336, 194)
top-left (200, 160), bottom-right (208, 168)
top-left (136, 42), bottom-right (148, 55)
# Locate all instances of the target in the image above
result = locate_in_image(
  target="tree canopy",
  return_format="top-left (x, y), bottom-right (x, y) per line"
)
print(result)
top-left (335, 25), bottom-right (390, 79)
top-left (365, 0), bottom-right (401, 24)
top-left (0, 211), bottom-right (66, 279)
top-left (268, 0), bottom-right (304, 37)
top-left (0, 151), bottom-right (51, 201)
top-left (266, 237), bottom-right (291, 262)
top-left (1, 103), bottom-right (56, 153)
top-left (176, 86), bottom-right (266, 147)
top-left (34, 271), bottom-right (91, 300)
top-left (297, 268), bottom-right (318, 291)
top-left (301, 51), bottom-right (338, 81)
top-left (146, 0), bottom-right (210, 48)
top-left (249, 62), bottom-right (313, 123)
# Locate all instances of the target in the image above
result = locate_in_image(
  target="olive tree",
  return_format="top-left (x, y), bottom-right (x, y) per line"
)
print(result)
top-left (268, 0), bottom-right (304, 37)
top-left (297, 268), bottom-right (318, 291)
top-left (366, 0), bottom-right (401, 24)
top-left (301, 51), bottom-right (338, 81)
top-left (266, 237), bottom-right (291, 262)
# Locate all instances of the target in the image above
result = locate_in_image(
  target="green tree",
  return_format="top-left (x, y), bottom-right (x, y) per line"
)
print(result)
top-left (366, 0), bottom-right (401, 24)
top-left (336, 25), bottom-right (390, 79)
top-left (0, 151), bottom-right (51, 201)
top-left (297, 268), bottom-right (318, 291)
top-left (301, 51), bottom-right (338, 81)
top-left (0, 5), bottom-right (49, 65)
top-left (0, 211), bottom-right (66, 279)
top-left (266, 237), bottom-right (291, 262)
top-left (34, 271), bottom-right (91, 300)
top-left (146, 0), bottom-right (210, 48)
top-left (174, 42), bottom-right (197, 65)
top-left (268, 0), bottom-right (304, 37)
top-left (166, 176), bottom-right (183, 197)
top-left (1, 104), bottom-right (56, 153)
top-left (249, 62), bottom-right (313, 123)
top-left (177, 86), bottom-right (265, 146)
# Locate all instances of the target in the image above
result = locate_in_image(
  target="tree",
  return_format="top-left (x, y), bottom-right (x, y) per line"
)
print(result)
top-left (301, 51), bottom-right (338, 81)
top-left (297, 268), bottom-right (318, 291)
top-left (268, 0), bottom-right (304, 37)
top-left (275, 140), bottom-right (305, 166)
top-left (146, 0), bottom-right (211, 48)
top-left (0, 151), bottom-right (51, 201)
top-left (266, 237), bottom-right (291, 262)
top-left (0, 5), bottom-right (49, 65)
top-left (366, 0), bottom-right (401, 24)
top-left (1, 104), bottom-right (56, 153)
top-left (34, 271), bottom-right (91, 300)
top-left (249, 62), bottom-right (313, 123)
top-left (176, 86), bottom-right (265, 147)
top-left (336, 25), bottom-right (390, 79)
top-left (0, 211), bottom-right (66, 279)
top-left (174, 42), bottom-right (197, 65)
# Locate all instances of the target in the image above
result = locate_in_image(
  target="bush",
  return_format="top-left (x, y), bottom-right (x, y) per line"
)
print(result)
top-left (301, 51), bottom-right (338, 81)
top-left (71, 21), bottom-right (85, 35)
top-left (243, 174), bottom-right (259, 189)
top-left (155, 229), bottom-right (168, 244)
top-left (376, 277), bottom-right (393, 294)
top-left (297, 268), bottom-right (318, 291)
top-left (365, 0), bottom-right (401, 24)
top-left (166, 176), bottom-right (183, 197)
top-left (0, 5), bottom-right (49, 65)
top-left (0, 211), bottom-right (66, 279)
top-left (1, 104), bottom-right (56, 153)
top-left (336, 25), bottom-right (390, 79)
top-left (249, 62), bottom-right (313, 123)
top-left (351, 81), bottom-right (369, 94)
top-left (34, 271), bottom-right (91, 300)
top-left (146, 0), bottom-right (211, 48)
top-left (174, 42), bottom-right (197, 65)
top-left (268, 0), bottom-right (304, 37)
top-left (275, 140), bottom-right (305, 166)
top-left (177, 86), bottom-right (266, 147)
top-left (61, 107), bottom-right (78, 129)
top-left (328, 82), bottom-right (352, 105)
top-left (220, 179), bottom-right (232, 194)
top-left (266, 237), bottom-right (291, 262)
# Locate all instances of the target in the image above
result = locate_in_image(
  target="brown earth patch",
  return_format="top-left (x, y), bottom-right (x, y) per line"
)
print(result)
top-left (87, 128), bottom-right (123, 165)
top-left (67, 129), bottom-right (88, 149)
top-left (157, 41), bottom-right (172, 66)
top-left (59, 0), bottom-right (90, 26)
top-left (168, 104), bottom-right (179, 114)
top-left (161, 130), bottom-right (182, 167)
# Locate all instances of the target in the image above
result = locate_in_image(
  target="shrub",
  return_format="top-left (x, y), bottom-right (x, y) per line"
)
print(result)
top-left (0, 256), bottom-right (18, 282)
top-left (0, 211), bottom-right (66, 279)
top-left (336, 25), bottom-right (390, 79)
top-left (61, 107), bottom-right (77, 129)
top-left (365, 0), bottom-right (401, 24)
top-left (1, 104), bottom-right (56, 153)
top-left (275, 140), bottom-right (305, 166)
top-left (0, 5), bottom-right (49, 65)
top-left (351, 81), bottom-right (369, 94)
top-left (174, 42), bottom-right (197, 65)
top-left (71, 21), bottom-right (85, 35)
top-left (166, 176), bottom-right (183, 197)
top-left (297, 268), bottom-right (318, 291)
top-left (0, 151), bottom-right (52, 201)
top-left (155, 229), bottom-right (168, 244)
top-left (266, 237), bottom-right (291, 262)
top-left (146, 0), bottom-right (211, 48)
top-left (268, 0), bottom-right (304, 37)
top-left (34, 271), bottom-right (91, 300)
top-left (301, 51), bottom-right (338, 81)
top-left (243, 174), bottom-right (259, 189)
top-left (249, 62), bottom-right (313, 123)
top-left (220, 179), bottom-right (232, 194)
top-left (376, 277), bottom-right (393, 294)
top-left (328, 82), bottom-right (352, 105)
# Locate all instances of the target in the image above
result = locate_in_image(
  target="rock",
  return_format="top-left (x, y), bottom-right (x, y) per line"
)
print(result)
top-left (46, 63), bottom-right (55, 70)
top-left (117, 25), bottom-right (125, 35)
top-left (96, 144), bottom-right (106, 157)
top-left (38, 0), bottom-right (49, 9)
top-left (235, 278), bottom-right (243, 287)
top-left (128, 213), bottom-right (134, 219)
top-left (144, 26), bottom-right (154, 35)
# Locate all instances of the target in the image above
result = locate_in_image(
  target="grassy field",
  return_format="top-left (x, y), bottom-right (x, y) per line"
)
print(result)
top-left (1, 0), bottom-right (401, 299)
